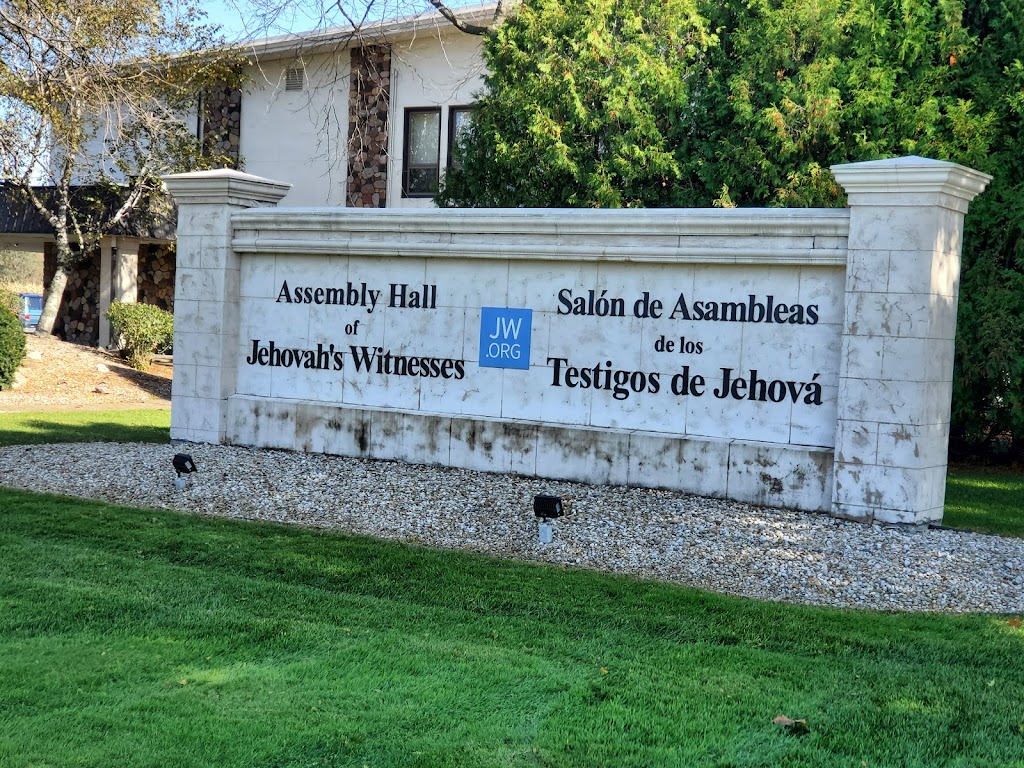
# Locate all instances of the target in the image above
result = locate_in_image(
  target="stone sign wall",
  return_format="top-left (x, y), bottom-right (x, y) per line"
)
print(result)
top-left (164, 157), bottom-right (990, 525)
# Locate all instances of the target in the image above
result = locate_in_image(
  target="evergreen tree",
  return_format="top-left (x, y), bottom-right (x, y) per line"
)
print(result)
top-left (442, 0), bottom-right (1024, 454)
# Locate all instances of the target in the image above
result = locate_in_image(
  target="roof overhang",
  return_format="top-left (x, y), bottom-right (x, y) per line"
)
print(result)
top-left (233, 2), bottom-right (500, 60)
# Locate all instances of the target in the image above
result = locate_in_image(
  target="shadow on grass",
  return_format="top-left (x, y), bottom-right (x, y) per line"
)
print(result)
top-left (0, 413), bottom-right (170, 447)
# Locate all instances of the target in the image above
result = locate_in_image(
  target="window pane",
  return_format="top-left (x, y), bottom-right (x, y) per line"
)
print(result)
top-left (408, 111), bottom-right (440, 165)
top-left (406, 167), bottom-right (439, 195)
top-left (448, 108), bottom-right (473, 169)
top-left (452, 109), bottom-right (472, 141)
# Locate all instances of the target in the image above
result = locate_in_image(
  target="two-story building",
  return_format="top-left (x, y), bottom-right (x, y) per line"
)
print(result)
top-left (0, 4), bottom-right (492, 346)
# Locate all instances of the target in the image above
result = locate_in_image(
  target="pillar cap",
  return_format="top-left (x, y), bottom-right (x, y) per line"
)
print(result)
top-left (830, 156), bottom-right (991, 206)
top-left (163, 169), bottom-right (292, 207)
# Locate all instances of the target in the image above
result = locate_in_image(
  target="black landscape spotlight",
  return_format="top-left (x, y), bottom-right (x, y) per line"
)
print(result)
top-left (533, 494), bottom-right (564, 520)
top-left (173, 453), bottom-right (197, 489)
top-left (534, 494), bottom-right (563, 545)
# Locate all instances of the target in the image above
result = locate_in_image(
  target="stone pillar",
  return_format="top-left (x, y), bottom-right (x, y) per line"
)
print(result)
top-left (162, 170), bottom-right (291, 444)
top-left (347, 45), bottom-right (391, 207)
top-left (98, 236), bottom-right (114, 348)
top-left (201, 83), bottom-right (243, 169)
top-left (830, 156), bottom-right (990, 525)
top-left (113, 237), bottom-right (140, 304)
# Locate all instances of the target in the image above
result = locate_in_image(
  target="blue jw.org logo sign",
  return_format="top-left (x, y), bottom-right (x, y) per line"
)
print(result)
top-left (479, 307), bottom-right (533, 370)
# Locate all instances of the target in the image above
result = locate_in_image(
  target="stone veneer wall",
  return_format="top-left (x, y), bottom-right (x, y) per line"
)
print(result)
top-left (43, 243), bottom-right (101, 344)
top-left (203, 83), bottom-right (242, 169)
top-left (346, 45), bottom-right (391, 208)
top-left (138, 244), bottom-right (176, 312)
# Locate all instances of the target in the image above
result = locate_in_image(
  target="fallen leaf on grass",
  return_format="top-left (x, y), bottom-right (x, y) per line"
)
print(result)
top-left (1008, 619), bottom-right (1021, 629)
top-left (773, 715), bottom-right (810, 736)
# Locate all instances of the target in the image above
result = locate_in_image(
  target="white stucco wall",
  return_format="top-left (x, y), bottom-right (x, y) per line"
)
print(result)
top-left (387, 29), bottom-right (486, 208)
top-left (238, 27), bottom-right (484, 208)
top-left (240, 51), bottom-right (352, 206)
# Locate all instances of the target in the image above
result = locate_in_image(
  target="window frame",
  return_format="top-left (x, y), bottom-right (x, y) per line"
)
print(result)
top-left (402, 107), bottom-right (442, 198)
top-left (446, 105), bottom-right (473, 170)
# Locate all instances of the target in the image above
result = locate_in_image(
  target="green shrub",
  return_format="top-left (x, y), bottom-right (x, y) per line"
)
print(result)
top-left (0, 305), bottom-right (27, 389)
top-left (106, 301), bottom-right (174, 370)
top-left (0, 288), bottom-right (18, 315)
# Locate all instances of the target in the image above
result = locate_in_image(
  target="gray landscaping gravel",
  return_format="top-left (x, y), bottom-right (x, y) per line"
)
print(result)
top-left (1, 441), bottom-right (1021, 614)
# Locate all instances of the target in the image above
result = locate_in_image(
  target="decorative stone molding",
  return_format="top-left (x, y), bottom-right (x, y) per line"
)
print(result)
top-left (231, 208), bottom-right (850, 263)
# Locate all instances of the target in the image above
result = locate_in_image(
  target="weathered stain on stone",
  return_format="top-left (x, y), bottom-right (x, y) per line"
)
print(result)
top-left (674, 443), bottom-right (687, 464)
top-left (503, 423), bottom-right (537, 454)
top-left (327, 419), bottom-right (343, 431)
top-left (294, 409), bottom-right (316, 454)
top-left (421, 419), bottom-right (446, 457)
top-left (837, 451), bottom-right (865, 466)
top-left (355, 422), bottom-right (370, 453)
top-left (760, 473), bottom-right (784, 494)
top-left (811, 452), bottom-right (832, 478)
top-left (833, 505), bottom-right (874, 524)
top-left (890, 426), bottom-right (913, 443)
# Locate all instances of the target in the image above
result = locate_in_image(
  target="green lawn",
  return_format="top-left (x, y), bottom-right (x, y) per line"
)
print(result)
top-left (944, 466), bottom-right (1024, 538)
top-left (0, 408), bottom-right (170, 447)
top-left (1, 489), bottom-right (1022, 768)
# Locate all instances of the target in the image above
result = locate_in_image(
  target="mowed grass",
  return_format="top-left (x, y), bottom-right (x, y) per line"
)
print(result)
top-left (1, 489), bottom-right (1024, 768)
top-left (0, 408), bottom-right (170, 447)
top-left (944, 466), bottom-right (1024, 538)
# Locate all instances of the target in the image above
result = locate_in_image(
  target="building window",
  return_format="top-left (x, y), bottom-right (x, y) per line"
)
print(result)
top-left (403, 107), bottom-right (441, 197)
top-left (447, 106), bottom-right (473, 170)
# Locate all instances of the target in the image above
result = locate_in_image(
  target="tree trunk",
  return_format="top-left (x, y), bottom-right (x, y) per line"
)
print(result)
top-left (35, 267), bottom-right (69, 337)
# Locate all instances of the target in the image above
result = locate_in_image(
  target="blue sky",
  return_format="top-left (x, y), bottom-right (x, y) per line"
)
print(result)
top-left (198, 0), bottom-right (485, 41)
top-left (199, 0), bottom-right (320, 40)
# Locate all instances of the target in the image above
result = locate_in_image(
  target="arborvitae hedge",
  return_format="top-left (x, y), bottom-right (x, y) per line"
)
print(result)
top-left (442, 0), bottom-right (1024, 456)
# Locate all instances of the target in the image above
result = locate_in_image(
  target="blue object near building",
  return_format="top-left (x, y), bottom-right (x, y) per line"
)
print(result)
top-left (479, 307), bottom-right (532, 370)
top-left (18, 293), bottom-right (42, 331)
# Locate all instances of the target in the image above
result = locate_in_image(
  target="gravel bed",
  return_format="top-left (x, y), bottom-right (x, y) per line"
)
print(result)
top-left (1, 441), bottom-right (1021, 614)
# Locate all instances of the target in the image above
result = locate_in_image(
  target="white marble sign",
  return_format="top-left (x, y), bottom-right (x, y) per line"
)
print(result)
top-left (237, 256), bottom-right (843, 447)
top-left (164, 158), bottom-right (991, 524)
